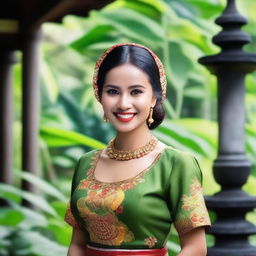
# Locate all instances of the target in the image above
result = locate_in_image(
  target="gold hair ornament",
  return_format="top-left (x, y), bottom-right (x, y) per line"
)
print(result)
top-left (93, 43), bottom-right (167, 103)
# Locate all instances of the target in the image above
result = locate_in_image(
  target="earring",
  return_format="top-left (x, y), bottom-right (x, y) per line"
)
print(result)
top-left (147, 107), bottom-right (154, 126)
top-left (103, 114), bottom-right (109, 123)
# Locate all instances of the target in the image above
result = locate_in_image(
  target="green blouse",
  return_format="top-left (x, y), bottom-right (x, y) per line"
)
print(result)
top-left (65, 146), bottom-right (210, 249)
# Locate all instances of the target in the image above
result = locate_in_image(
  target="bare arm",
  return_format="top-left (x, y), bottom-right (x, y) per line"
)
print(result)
top-left (67, 228), bottom-right (87, 256)
top-left (177, 227), bottom-right (207, 256)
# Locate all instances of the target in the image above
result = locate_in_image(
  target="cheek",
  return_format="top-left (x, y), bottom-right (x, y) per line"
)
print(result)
top-left (136, 93), bottom-right (154, 106)
top-left (135, 99), bottom-right (152, 114)
top-left (101, 94), bottom-right (115, 111)
top-left (101, 90), bottom-right (109, 101)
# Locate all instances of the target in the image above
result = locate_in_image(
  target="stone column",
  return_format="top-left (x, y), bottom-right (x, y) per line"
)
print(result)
top-left (199, 0), bottom-right (256, 255)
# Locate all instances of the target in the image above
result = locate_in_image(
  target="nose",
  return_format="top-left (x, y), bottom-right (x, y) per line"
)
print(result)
top-left (116, 93), bottom-right (131, 110)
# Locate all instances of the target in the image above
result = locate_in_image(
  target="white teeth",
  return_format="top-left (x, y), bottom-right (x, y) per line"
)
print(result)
top-left (116, 114), bottom-right (134, 119)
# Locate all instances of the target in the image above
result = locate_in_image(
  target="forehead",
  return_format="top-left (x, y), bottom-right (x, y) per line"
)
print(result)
top-left (104, 63), bottom-right (151, 86)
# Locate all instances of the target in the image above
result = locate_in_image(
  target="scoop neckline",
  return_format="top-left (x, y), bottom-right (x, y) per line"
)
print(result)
top-left (90, 146), bottom-right (170, 185)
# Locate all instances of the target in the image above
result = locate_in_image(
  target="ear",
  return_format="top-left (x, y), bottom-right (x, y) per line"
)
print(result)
top-left (151, 95), bottom-right (157, 108)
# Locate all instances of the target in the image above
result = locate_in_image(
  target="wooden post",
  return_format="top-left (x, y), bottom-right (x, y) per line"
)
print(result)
top-left (0, 51), bottom-right (16, 187)
top-left (21, 28), bottom-right (42, 206)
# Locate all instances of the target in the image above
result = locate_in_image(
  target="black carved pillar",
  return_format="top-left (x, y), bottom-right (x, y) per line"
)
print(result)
top-left (199, 0), bottom-right (256, 255)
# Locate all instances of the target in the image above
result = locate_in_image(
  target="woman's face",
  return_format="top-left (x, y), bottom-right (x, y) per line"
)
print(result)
top-left (101, 63), bottom-right (156, 134)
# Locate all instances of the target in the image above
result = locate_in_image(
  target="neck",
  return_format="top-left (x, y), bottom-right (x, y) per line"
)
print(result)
top-left (114, 125), bottom-right (153, 151)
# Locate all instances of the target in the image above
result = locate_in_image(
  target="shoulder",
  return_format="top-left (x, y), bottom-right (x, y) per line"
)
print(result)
top-left (162, 146), bottom-right (196, 163)
top-left (162, 146), bottom-right (202, 177)
top-left (75, 148), bottom-right (103, 170)
top-left (79, 148), bottom-right (101, 161)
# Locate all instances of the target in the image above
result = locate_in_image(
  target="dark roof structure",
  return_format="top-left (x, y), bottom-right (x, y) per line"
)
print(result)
top-left (0, 0), bottom-right (113, 50)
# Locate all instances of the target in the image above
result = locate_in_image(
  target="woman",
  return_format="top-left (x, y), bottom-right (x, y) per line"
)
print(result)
top-left (65, 43), bottom-right (211, 256)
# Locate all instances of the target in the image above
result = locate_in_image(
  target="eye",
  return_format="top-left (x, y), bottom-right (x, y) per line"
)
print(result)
top-left (106, 89), bottom-right (119, 95)
top-left (131, 89), bottom-right (143, 95)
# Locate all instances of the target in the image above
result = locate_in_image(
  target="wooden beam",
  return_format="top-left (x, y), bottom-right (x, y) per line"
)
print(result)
top-left (32, 0), bottom-right (114, 28)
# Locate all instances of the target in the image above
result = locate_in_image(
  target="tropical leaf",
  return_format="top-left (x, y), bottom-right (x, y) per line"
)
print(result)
top-left (40, 126), bottom-right (106, 148)
top-left (168, 41), bottom-right (194, 89)
top-left (46, 201), bottom-right (72, 245)
top-left (17, 206), bottom-right (48, 229)
top-left (11, 230), bottom-right (67, 256)
top-left (172, 118), bottom-right (217, 148)
top-left (40, 56), bottom-right (59, 104)
top-left (154, 119), bottom-right (215, 157)
top-left (92, 8), bottom-right (164, 46)
top-left (0, 184), bottom-right (57, 216)
top-left (171, 0), bottom-right (223, 19)
top-left (167, 0), bottom-right (221, 32)
top-left (70, 25), bottom-right (117, 54)
top-left (112, 0), bottom-right (165, 21)
top-left (0, 209), bottom-right (24, 226)
top-left (20, 172), bottom-right (66, 201)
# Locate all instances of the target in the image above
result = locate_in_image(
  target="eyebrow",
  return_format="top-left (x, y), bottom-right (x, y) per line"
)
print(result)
top-left (104, 84), bottom-right (146, 89)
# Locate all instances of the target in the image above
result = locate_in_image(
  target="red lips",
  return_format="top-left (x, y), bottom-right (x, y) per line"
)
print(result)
top-left (115, 112), bottom-right (136, 122)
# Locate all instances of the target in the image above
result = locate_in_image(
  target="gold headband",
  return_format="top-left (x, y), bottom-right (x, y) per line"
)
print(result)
top-left (93, 43), bottom-right (167, 102)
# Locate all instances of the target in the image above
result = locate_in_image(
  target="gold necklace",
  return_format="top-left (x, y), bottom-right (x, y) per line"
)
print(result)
top-left (106, 136), bottom-right (158, 161)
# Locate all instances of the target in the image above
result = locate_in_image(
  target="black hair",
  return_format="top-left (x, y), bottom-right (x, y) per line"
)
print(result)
top-left (97, 45), bottom-right (165, 129)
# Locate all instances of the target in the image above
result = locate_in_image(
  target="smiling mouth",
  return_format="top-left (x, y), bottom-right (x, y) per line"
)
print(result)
top-left (114, 112), bottom-right (137, 122)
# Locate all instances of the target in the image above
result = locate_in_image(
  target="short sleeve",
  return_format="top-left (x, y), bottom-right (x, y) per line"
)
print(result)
top-left (64, 199), bottom-right (82, 229)
top-left (64, 158), bottom-right (82, 229)
top-left (169, 151), bottom-right (211, 236)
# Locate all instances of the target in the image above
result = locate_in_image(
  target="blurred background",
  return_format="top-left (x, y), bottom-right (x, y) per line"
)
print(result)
top-left (1, 0), bottom-right (256, 255)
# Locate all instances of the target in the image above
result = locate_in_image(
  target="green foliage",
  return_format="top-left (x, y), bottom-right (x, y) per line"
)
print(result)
top-left (0, 173), bottom-right (69, 256)
top-left (154, 119), bottom-right (215, 158)
top-left (40, 126), bottom-right (106, 148)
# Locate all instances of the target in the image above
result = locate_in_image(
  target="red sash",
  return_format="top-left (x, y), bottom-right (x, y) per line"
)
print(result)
top-left (86, 245), bottom-right (168, 256)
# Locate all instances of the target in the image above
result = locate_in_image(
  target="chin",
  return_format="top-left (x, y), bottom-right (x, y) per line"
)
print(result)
top-left (114, 126), bottom-right (137, 134)
top-left (112, 122), bottom-right (148, 134)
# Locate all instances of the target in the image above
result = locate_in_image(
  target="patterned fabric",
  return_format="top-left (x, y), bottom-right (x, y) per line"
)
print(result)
top-left (74, 151), bottom-right (139, 246)
top-left (65, 146), bottom-right (211, 249)
top-left (64, 200), bottom-right (82, 229)
top-left (93, 43), bottom-right (167, 103)
top-left (174, 178), bottom-right (210, 235)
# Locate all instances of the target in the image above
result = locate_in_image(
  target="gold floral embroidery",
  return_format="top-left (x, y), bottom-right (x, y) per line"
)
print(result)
top-left (77, 197), bottom-right (134, 246)
top-left (144, 237), bottom-right (157, 248)
top-left (76, 151), bottom-right (145, 193)
top-left (75, 149), bottom-right (156, 246)
top-left (175, 177), bottom-right (210, 235)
